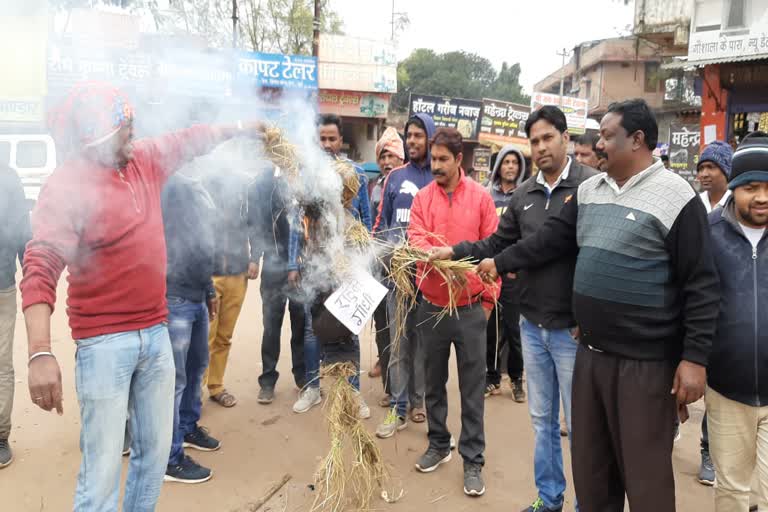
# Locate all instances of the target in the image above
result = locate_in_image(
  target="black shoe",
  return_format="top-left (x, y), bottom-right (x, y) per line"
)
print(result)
top-left (511, 378), bottom-right (526, 403)
top-left (183, 426), bottom-right (221, 452)
top-left (258, 387), bottom-right (275, 404)
top-left (164, 455), bottom-right (212, 484)
top-left (415, 447), bottom-right (451, 473)
top-left (463, 463), bottom-right (485, 497)
top-left (522, 497), bottom-right (562, 512)
top-left (0, 438), bottom-right (13, 468)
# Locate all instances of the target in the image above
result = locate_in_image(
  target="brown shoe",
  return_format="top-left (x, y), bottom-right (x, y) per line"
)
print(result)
top-left (368, 360), bottom-right (382, 378)
top-left (210, 390), bottom-right (238, 408)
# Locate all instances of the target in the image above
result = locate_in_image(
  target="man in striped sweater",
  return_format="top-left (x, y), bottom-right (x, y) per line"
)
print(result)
top-left (432, 99), bottom-right (720, 511)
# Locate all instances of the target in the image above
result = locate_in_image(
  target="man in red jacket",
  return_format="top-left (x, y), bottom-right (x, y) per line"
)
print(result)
top-left (408, 128), bottom-right (500, 498)
top-left (20, 83), bottom-right (263, 511)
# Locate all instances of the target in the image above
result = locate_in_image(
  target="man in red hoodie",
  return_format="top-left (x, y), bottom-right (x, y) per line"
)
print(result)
top-left (408, 128), bottom-right (500, 498)
top-left (20, 83), bottom-right (262, 512)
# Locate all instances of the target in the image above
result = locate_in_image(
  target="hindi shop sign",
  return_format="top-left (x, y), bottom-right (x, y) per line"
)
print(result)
top-left (236, 52), bottom-right (318, 91)
top-left (324, 270), bottom-right (389, 335)
top-left (668, 124), bottom-right (700, 186)
top-left (531, 92), bottom-right (589, 135)
top-left (688, 22), bottom-right (768, 63)
top-left (409, 94), bottom-right (483, 140)
top-left (319, 90), bottom-right (390, 119)
top-left (479, 99), bottom-right (530, 145)
top-left (318, 62), bottom-right (397, 94)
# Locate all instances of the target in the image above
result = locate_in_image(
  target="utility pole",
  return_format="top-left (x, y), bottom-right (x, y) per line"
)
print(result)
top-left (312, 0), bottom-right (321, 57)
top-left (557, 47), bottom-right (569, 106)
top-left (231, 0), bottom-right (238, 48)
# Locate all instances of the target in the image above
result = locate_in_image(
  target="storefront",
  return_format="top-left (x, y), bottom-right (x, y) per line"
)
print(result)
top-left (724, 61), bottom-right (768, 143)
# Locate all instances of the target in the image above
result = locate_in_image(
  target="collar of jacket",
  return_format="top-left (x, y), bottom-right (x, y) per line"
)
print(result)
top-left (527, 161), bottom-right (589, 195)
top-left (434, 168), bottom-right (468, 198)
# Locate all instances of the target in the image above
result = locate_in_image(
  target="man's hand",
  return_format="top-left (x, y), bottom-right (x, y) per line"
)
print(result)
top-left (207, 296), bottom-right (219, 322)
top-left (287, 270), bottom-right (301, 289)
top-left (429, 246), bottom-right (454, 262)
top-left (476, 258), bottom-right (499, 283)
top-left (242, 121), bottom-right (267, 139)
top-left (671, 360), bottom-right (706, 405)
top-left (247, 261), bottom-right (260, 280)
top-left (28, 355), bottom-right (63, 415)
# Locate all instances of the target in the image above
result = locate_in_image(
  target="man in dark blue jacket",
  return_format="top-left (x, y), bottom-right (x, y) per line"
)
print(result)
top-left (374, 112), bottom-right (436, 439)
top-left (0, 164), bottom-right (31, 468)
top-left (161, 171), bottom-right (221, 484)
top-left (706, 132), bottom-right (768, 511)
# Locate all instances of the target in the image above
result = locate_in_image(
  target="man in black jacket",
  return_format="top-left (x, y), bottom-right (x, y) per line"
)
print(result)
top-left (161, 171), bottom-right (221, 484)
top-left (434, 106), bottom-right (597, 512)
top-left (0, 164), bottom-right (31, 468)
top-left (706, 132), bottom-right (768, 511)
top-left (249, 167), bottom-right (305, 405)
top-left (203, 172), bottom-right (261, 408)
top-left (438, 99), bottom-right (719, 511)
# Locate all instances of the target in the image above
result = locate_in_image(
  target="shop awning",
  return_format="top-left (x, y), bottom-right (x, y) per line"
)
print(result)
top-left (662, 54), bottom-right (768, 70)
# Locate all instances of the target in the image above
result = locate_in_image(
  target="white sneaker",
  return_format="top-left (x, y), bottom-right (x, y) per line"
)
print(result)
top-left (358, 394), bottom-right (371, 420)
top-left (293, 387), bottom-right (322, 414)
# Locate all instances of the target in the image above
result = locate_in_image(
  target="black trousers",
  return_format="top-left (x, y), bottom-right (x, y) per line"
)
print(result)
top-left (572, 344), bottom-right (677, 512)
top-left (373, 298), bottom-right (391, 394)
top-left (419, 301), bottom-right (486, 466)
top-left (485, 296), bottom-right (523, 385)
top-left (258, 272), bottom-right (306, 389)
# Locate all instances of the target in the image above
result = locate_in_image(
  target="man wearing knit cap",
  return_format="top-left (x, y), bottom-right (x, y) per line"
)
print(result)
top-left (692, 139), bottom-right (734, 487)
top-left (21, 82), bottom-right (264, 511)
top-left (705, 131), bottom-right (768, 511)
top-left (369, 127), bottom-right (405, 401)
top-left (697, 141), bottom-right (733, 213)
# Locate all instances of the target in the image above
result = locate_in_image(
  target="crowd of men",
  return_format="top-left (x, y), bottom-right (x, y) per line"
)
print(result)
top-left (0, 80), bottom-right (766, 512)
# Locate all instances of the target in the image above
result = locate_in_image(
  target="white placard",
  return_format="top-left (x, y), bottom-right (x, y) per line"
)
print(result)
top-left (324, 270), bottom-right (389, 335)
top-left (704, 125), bottom-right (717, 145)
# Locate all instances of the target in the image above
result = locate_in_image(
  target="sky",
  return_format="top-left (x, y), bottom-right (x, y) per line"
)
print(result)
top-left (329, 0), bottom-right (636, 93)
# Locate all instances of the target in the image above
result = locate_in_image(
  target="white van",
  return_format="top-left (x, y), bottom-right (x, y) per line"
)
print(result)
top-left (0, 134), bottom-right (57, 202)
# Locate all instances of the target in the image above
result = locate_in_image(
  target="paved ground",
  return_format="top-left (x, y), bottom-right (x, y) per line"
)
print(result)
top-left (3, 275), bottom-right (714, 511)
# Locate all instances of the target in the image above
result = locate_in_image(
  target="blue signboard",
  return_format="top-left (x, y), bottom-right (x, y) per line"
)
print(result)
top-left (47, 39), bottom-right (318, 102)
top-left (235, 51), bottom-right (318, 91)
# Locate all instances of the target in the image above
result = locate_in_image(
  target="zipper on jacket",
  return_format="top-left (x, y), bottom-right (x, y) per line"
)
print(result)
top-left (754, 245), bottom-right (760, 406)
top-left (117, 170), bottom-right (140, 213)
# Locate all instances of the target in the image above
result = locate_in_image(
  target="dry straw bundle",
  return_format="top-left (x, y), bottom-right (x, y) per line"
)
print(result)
top-left (313, 362), bottom-right (397, 512)
top-left (387, 240), bottom-right (483, 347)
top-left (263, 126), bottom-right (301, 180)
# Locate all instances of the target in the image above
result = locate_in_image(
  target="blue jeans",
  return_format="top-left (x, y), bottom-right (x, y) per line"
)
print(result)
top-left (520, 317), bottom-right (578, 510)
top-left (386, 292), bottom-right (425, 417)
top-left (303, 304), bottom-right (360, 390)
top-left (167, 297), bottom-right (209, 466)
top-left (74, 323), bottom-right (175, 512)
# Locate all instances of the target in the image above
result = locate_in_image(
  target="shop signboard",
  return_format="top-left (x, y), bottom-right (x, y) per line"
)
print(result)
top-left (669, 124), bottom-right (700, 186)
top-left (479, 98), bottom-right (530, 145)
top-left (408, 94), bottom-right (482, 140)
top-left (319, 90), bottom-right (389, 118)
top-left (318, 62), bottom-right (397, 94)
top-left (531, 92), bottom-right (588, 135)
top-left (688, 21), bottom-right (768, 63)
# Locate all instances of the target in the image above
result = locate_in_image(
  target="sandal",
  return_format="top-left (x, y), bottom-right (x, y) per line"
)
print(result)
top-left (378, 394), bottom-right (391, 408)
top-left (409, 406), bottom-right (426, 423)
top-left (209, 390), bottom-right (238, 408)
top-left (368, 360), bottom-right (382, 378)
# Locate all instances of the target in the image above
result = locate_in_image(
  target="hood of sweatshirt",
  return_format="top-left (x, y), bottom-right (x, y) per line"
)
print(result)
top-left (487, 144), bottom-right (526, 198)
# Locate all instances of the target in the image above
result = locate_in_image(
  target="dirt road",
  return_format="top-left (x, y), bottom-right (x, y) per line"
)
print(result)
top-left (4, 278), bottom-right (713, 511)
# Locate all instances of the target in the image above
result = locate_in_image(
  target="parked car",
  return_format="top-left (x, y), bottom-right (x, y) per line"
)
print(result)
top-left (0, 134), bottom-right (56, 202)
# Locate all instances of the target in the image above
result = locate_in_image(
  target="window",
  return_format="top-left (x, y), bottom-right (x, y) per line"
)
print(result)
top-left (724, 0), bottom-right (746, 29)
top-left (695, 0), bottom-right (722, 32)
top-left (16, 141), bottom-right (47, 168)
top-left (645, 62), bottom-right (661, 93)
top-left (0, 142), bottom-right (10, 166)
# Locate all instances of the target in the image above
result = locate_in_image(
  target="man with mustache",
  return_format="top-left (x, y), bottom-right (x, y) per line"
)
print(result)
top-left (442, 99), bottom-right (719, 511)
top-left (374, 113), bottom-right (435, 438)
top-left (408, 127), bottom-right (499, 497)
top-left (21, 83), bottom-right (264, 511)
